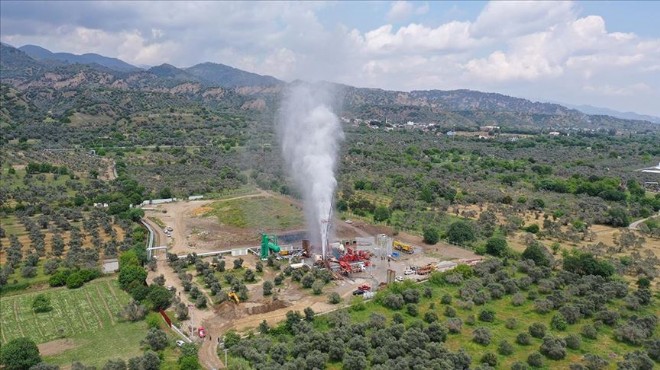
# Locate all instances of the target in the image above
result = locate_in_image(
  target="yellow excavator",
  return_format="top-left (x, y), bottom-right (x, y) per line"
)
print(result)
top-left (393, 240), bottom-right (414, 254)
top-left (228, 291), bottom-right (240, 304)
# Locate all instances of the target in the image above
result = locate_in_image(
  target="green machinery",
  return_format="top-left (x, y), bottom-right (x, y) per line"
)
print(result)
top-left (260, 234), bottom-right (281, 260)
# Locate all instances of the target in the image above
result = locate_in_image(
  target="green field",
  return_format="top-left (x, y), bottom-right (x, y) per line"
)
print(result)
top-left (207, 196), bottom-right (305, 230)
top-left (0, 278), bottom-right (150, 367)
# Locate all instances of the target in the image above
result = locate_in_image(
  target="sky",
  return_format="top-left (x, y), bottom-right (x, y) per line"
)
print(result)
top-left (1, 1), bottom-right (659, 116)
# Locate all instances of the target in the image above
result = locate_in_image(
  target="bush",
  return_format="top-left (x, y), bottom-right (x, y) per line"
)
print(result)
top-left (446, 318), bottom-right (462, 333)
top-left (142, 328), bottom-right (168, 351)
top-left (263, 281), bottom-right (273, 296)
top-left (422, 227), bottom-right (439, 244)
top-left (479, 309), bottom-right (495, 322)
top-left (516, 333), bottom-right (531, 346)
top-left (565, 334), bottom-right (581, 350)
top-left (66, 272), bottom-right (85, 289)
top-left (511, 362), bottom-right (529, 370)
top-left (522, 243), bottom-right (553, 267)
top-left (444, 306), bottom-right (457, 317)
top-left (233, 258), bottom-right (243, 269)
top-left (328, 292), bottom-right (341, 304)
top-left (406, 303), bottom-right (418, 317)
top-left (311, 280), bottom-right (324, 295)
top-left (539, 335), bottom-right (566, 360)
top-left (447, 221), bottom-right (476, 245)
top-left (480, 352), bottom-right (498, 367)
top-left (383, 293), bottom-right (404, 310)
top-left (529, 323), bottom-right (547, 339)
top-left (581, 324), bottom-right (598, 340)
top-left (0, 337), bottom-right (41, 370)
top-left (485, 237), bottom-right (508, 256)
top-left (498, 340), bottom-right (514, 356)
top-left (505, 318), bottom-right (518, 330)
top-left (551, 313), bottom-right (568, 331)
top-left (32, 294), bottom-right (52, 313)
top-left (472, 327), bottom-right (492, 345)
top-left (441, 294), bottom-right (452, 304)
top-left (527, 352), bottom-right (543, 368)
top-left (424, 311), bottom-right (438, 323)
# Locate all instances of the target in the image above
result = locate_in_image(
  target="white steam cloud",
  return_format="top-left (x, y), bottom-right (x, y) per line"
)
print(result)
top-left (278, 83), bottom-right (344, 258)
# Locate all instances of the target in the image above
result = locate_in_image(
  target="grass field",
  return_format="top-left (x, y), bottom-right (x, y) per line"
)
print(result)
top-left (0, 278), bottom-right (150, 367)
top-left (0, 278), bottom-right (132, 344)
top-left (206, 196), bottom-right (304, 230)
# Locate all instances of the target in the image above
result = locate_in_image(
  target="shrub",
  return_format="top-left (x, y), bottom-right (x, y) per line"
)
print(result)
top-left (485, 237), bottom-right (508, 256)
top-left (505, 318), bottom-right (518, 330)
top-left (422, 227), bottom-right (439, 244)
top-left (311, 280), bottom-right (324, 295)
top-left (480, 352), bottom-right (497, 367)
top-left (472, 327), bottom-right (492, 345)
top-left (551, 313), bottom-right (568, 331)
top-left (424, 311), bottom-right (438, 323)
top-left (444, 306), bottom-right (456, 317)
top-left (441, 294), bottom-right (452, 304)
top-left (406, 303), bottom-right (418, 317)
top-left (263, 281), bottom-right (273, 296)
top-left (539, 336), bottom-right (566, 360)
top-left (66, 272), bottom-right (85, 289)
top-left (584, 354), bottom-right (609, 370)
top-left (516, 333), bottom-right (531, 346)
top-left (479, 309), bottom-right (495, 322)
top-left (446, 318), bottom-right (462, 333)
top-left (32, 294), bottom-right (52, 313)
top-left (522, 243), bottom-right (553, 267)
top-left (233, 258), bottom-right (243, 269)
top-left (447, 221), bottom-right (476, 245)
top-left (528, 323), bottom-right (547, 339)
top-left (383, 293), bottom-right (404, 310)
top-left (527, 352), bottom-right (543, 368)
top-left (511, 362), bottom-right (529, 370)
top-left (328, 292), bottom-right (341, 304)
top-left (581, 324), bottom-right (598, 340)
top-left (565, 334), bottom-right (581, 350)
top-left (498, 340), bottom-right (514, 356)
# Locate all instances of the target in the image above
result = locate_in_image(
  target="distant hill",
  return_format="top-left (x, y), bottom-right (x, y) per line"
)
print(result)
top-left (19, 44), bottom-right (141, 73)
top-left (185, 62), bottom-right (281, 87)
top-left (1, 42), bottom-right (658, 133)
top-left (557, 102), bottom-right (660, 124)
top-left (0, 42), bottom-right (45, 79)
top-left (148, 64), bottom-right (200, 82)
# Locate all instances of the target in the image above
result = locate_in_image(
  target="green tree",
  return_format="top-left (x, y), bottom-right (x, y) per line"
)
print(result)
top-left (447, 221), bottom-right (476, 245)
top-left (522, 243), bottom-right (553, 267)
top-left (146, 285), bottom-right (173, 311)
top-left (373, 206), bottom-right (390, 222)
top-left (32, 294), bottom-right (53, 313)
top-left (423, 226), bottom-right (440, 244)
top-left (485, 237), bottom-right (508, 257)
top-left (0, 338), bottom-right (41, 370)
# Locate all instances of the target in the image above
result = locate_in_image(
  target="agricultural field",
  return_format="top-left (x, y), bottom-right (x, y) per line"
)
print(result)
top-left (0, 278), bottom-right (148, 368)
top-left (205, 195), bottom-right (305, 231)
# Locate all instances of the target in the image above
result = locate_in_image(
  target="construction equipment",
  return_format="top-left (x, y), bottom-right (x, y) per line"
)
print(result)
top-left (393, 240), bottom-right (414, 254)
top-left (260, 234), bottom-right (281, 260)
top-left (416, 263), bottom-right (436, 275)
top-left (228, 292), bottom-right (240, 304)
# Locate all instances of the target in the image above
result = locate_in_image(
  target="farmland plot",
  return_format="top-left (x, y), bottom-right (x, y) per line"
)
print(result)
top-left (0, 278), bottom-right (131, 344)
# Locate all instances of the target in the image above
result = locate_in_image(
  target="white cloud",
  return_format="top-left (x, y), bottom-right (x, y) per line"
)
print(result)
top-left (387, 1), bottom-right (414, 22)
top-left (471, 1), bottom-right (575, 38)
top-left (1, 0), bottom-right (659, 115)
top-left (360, 21), bottom-right (479, 54)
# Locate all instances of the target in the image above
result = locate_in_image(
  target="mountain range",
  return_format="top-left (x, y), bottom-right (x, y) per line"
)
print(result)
top-left (1, 42), bottom-right (658, 133)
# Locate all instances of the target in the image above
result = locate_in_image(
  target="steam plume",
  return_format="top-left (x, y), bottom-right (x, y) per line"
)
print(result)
top-left (278, 83), bottom-right (343, 258)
